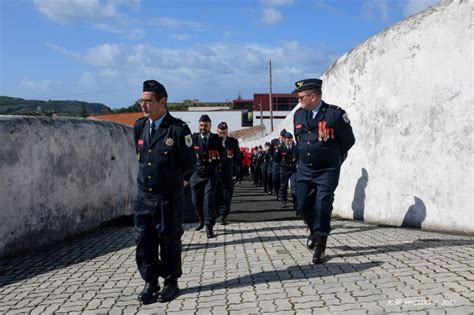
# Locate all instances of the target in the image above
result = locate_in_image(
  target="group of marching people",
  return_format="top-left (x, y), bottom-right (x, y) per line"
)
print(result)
top-left (133, 78), bottom-right (355, 303)
top-left (241, 129), bottom-right (298, 214)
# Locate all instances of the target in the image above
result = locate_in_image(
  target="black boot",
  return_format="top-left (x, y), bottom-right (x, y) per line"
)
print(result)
top-left (312, 236), bottom-right (329, 264)
top-left (206, 225), bottom-right (215, 238)
top-left (306, 233), bottom-right (316, 249)
top-left (195, 220), bottom-right (204, 231)
top-left (157, 282), bottom-right (179, 303)
top-left (281, 201), bottom-right (287, 208)
top-left (137, 282), bottom-right (160, 303)
top-left (221, 216), bottom-right (228, 225)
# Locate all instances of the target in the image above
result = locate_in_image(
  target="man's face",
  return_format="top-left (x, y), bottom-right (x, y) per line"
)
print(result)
top-left (199, 121), bottom-right (211, 135)
top-left (298, 90), bottom-right (321, 110)
top-left (140, 91), bottom-right (165, 119)
top-left (217, 128), bottom-right (228, 138)
top-left (285, 138), bottom-right (294, 146)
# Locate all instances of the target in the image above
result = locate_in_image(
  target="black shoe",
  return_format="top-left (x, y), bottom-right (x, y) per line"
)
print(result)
top-left (312, 236), bottom-right (329, 264)
top-left (157, 283), bottom-right (179, 303)
top-left (221, 216), bottom-right (228, 225)
top-left (206, 225), bottom-right (215, 238)
top-left (306, 234), bottom-right (316, 250)
top-left (274, 195), bottom-right (279, 201)
top-left (268, 191), bottom-right (272, 195)
top-left (137, 282), bottom-right (160, 302)
top-left (281, 201), bottom-right (287, 208)
top-left (195, 221), bottom-right (204, 231)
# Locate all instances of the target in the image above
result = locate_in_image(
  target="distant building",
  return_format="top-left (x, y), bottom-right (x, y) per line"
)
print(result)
top-left (233, 93), bottom-right (298, 135)
top-left (92, 92), bottom-right (297, 139)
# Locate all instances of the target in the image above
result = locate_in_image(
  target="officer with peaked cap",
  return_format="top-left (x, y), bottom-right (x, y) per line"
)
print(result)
top-left (276, 132), bottom-right (298, 210)
top-left (190, 115), bottom-right (223, 238)
top-left (262, 142), bottom-right (273, 194)
top-left (215, 121), bottom-right (240, 225)
top-left (133, 80), bottom-right (195, 303)
top-left (293, 78), bottom-right (355, 264)
top-left (269, 129), bottom-right (287, 200)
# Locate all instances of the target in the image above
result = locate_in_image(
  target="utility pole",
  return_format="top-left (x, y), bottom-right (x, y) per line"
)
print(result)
top-left (259, 100), bottom-right (264, 136)
top-left (269, 59), bottom-right (274, 132)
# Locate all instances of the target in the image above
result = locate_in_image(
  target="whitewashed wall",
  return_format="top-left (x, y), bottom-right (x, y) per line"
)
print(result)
top-left (242, 0), bottom-right (473, 234)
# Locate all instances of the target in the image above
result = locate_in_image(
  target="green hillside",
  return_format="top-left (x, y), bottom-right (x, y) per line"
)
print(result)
top-left (0, 96), bottom-right (113, 117)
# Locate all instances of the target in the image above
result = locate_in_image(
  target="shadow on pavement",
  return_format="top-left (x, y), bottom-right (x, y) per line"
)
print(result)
top-left (180, 261), bottom-right (384, 295)
top-left (183, 234), bottom-right (309, 252)
top-left (0, 227), bottom-right (136, 288)
top-left (333, 238), bottom-right (473, 258)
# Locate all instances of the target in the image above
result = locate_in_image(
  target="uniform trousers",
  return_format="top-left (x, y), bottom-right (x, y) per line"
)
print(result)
top-left (134, 189), bottom-right (184, 285)
top-left (296, 164), bottom-right (340, 237)
top-left (216, 173), bottom-right (233, 217)
top-left (190, 173), bottom-right (217, 226)
top-left (272, 163), bottom-right (281, 196)
top-left (279, 168), bottom-right (297, 202)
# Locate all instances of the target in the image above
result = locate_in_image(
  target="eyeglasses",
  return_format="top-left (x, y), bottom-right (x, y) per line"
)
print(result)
top-left (138, 99), bottom-right (154, 106)
top-left (298, 93), bottom-right (313, 101)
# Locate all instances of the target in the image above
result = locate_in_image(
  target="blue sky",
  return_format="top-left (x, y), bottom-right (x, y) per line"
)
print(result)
top-left (0, 0), bottom-right (439, 109)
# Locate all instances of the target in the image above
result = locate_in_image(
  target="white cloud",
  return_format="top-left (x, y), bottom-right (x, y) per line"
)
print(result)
top-left (78, 72), bottom-right (96, 86)
top-left (98, 68), bottom-right (120, 78)
top-left (44, 40), bottom-right (336, 102)
top-left (258, 0), bottom-right (294, 26)
top-left (33, 0), bottom-right (117, 24)
top-left (403, 0), bottom-right (440, 17)
top-left (20, 78), bottom-right (62, 91)
top-left (172, 34), bottom-right (192, 41)
top-left (93, 23), bottom-right (144, 39)
top-left (259, 0), bottom-right (294, 6)
top-left (261, 7), bottom-right (283, 25)
top-left (362, 0), bottom-right (390, 22)
top-left (48, 43), bottom-right (123, 67)
top-left (151, 17), bottom-right (203, 29)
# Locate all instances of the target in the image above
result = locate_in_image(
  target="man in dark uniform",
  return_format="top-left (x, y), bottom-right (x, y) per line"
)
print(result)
top-left (293, 78), bottom-right (355, 264)
top-left (190, 115), bottom-right (222, 238)
top-left (277, 132), bottom-right (298, 211)
top-left (133, 80), bottom-right (195, 303)
top-left (261, 142), bottom-right (273, 194)
top-left (270, 129), bottom-right (286, 200)
top-left (215, 121), bottom-right (240, 225)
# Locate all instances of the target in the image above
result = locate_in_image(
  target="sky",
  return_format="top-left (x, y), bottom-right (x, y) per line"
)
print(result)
top-left (0, 0), bottom-right (440, 109)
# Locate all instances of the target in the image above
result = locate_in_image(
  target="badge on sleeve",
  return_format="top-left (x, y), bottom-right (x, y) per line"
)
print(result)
top-left (185, 134), bottom-right (193, 147)
top-left (343, 113), bottom-right (351, 124)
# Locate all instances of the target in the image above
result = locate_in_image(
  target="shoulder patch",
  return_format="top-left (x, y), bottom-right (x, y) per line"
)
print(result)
top-left (185, 134), bottom-right (193, 147)
top-left (342, 113), bottom-right (351, 124)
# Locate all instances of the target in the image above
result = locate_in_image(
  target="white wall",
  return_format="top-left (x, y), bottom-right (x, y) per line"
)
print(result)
top-left (0, 116), bottom-right (137, 257)
top-left (242, 0), bottom-right (473, 234)
top-left (254, 111), bottom-right (292, 136)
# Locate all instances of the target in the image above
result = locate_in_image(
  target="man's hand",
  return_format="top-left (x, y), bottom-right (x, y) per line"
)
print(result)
top-left (183, 180), bottom-right (189, 188)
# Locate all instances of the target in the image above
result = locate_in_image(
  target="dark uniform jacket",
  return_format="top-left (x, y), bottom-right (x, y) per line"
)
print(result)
top-left (277, 144), bottom-right (297, 172)
top-left (269, 138), bottom-right (282, 160)
top-left (134, 113), bottom-right (195, 198)
top-left (220, 136), bottom-right (239, 176)
top-left (263, 150), bottom-right (273, 165)
top-left (293, 101), bottom-right (355, 169)
top-left (192, 133), bottom-right (223, 178)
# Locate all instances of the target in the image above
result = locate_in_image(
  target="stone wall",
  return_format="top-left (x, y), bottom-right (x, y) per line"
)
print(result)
top-left (242, 0), bottom-right (473, 234)
top-left (0, 116), bottom-right (138, 257)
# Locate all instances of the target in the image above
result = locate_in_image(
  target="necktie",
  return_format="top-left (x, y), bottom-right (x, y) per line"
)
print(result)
top-left (150, 122), bottom-right (156, 138)
top-left (202, 136), bottom-right (208, 149)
